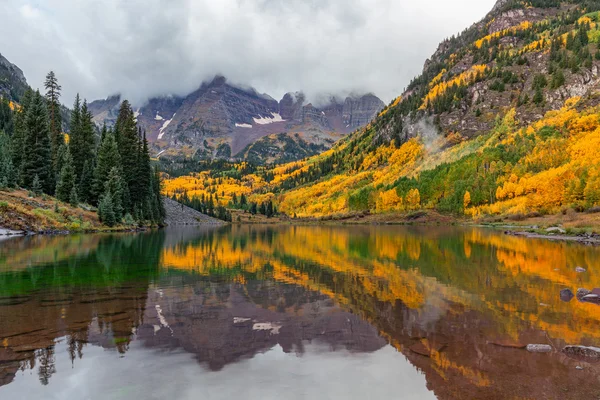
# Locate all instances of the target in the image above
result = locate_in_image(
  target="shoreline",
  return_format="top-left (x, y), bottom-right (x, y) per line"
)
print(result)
top-left (4, 208), bottom-right (600, 246)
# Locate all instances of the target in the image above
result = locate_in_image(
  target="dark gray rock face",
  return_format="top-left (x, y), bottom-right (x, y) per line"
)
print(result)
top-left (0, 53), bottom-right (29, 102)
top-left (162, 197), bottom-right (226, 226)
top-left (89, 76), bottom-right (385, 163)
top-left (342, 94), bottom-right (385, 129)
top-left (279, 92), bottom-right (305, 121)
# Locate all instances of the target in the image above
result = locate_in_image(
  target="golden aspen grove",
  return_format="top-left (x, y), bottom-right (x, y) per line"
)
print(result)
top-left (161, 2), bottom-right (600, 229)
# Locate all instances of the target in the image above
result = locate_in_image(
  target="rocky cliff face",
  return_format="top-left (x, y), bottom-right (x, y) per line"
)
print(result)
top-left (0, 53), bottom-right (28, 102)
top-left (372, 0), bottom-right (600, 146)
top-left (90, 76), bottom-right (384, 163)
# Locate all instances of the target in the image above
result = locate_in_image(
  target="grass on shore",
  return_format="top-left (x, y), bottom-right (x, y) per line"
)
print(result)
top-left (0, 189), bottom-right (130, 233)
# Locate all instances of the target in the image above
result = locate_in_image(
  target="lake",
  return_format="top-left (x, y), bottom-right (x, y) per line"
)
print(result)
top-left (1, 225), bottom-right (600, 399)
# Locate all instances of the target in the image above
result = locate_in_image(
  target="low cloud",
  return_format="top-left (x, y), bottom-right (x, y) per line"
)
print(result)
top-left (1, 0), bottom-right (496, 106)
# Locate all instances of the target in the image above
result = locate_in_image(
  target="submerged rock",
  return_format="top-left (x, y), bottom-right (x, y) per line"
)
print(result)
top-left (563, 345), bottom-right (600, 359)
top-left (577, 288), bottom-right (592, 300)
top-left (526, 344), bottom-right (552, 353)
top-left (560, 289), bottom-right (574, 302)
top-left (581, 294), bottom-right (600, 304)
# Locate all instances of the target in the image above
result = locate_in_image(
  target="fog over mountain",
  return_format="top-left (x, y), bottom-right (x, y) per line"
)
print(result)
top-left (0, 0), bottom-right (495, 105)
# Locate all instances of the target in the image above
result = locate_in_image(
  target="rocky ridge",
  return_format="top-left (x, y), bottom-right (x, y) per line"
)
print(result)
top-left (90, 76), bottom-right (384, 163)
top-left (373, 0), bottom-right (600, 145)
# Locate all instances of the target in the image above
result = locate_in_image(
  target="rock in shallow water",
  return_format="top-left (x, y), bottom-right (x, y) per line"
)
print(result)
top-left (560, 289), bottom-right (574, 302)
top-left (526, 344), bottom-right (552, 353)
top-left (577, 288), bottom-right (592, 299)
top-left (563, 345), bottom-right (600, 359)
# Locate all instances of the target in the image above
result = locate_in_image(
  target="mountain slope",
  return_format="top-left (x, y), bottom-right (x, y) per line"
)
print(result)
top-left (162, 0), bottom-right (600, 226)
top-left (90, 76), bottom-right (384, 163)
top-left (0, 53), bottom-right (28, 103)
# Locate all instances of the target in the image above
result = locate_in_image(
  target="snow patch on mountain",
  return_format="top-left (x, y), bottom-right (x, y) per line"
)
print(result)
top-left (235, 123), bottom-right (253, 128)
top-left (158, 113), bottom-right (175, 140)
top-left (253, 112), bottom-right (285, 125)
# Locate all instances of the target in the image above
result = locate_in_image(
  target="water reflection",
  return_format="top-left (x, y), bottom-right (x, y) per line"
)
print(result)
top-left (1, 225), bottom-right (600, 399)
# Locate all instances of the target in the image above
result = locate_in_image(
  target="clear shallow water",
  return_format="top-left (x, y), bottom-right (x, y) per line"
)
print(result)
top-left (1, 225), bottom-right (600, 399)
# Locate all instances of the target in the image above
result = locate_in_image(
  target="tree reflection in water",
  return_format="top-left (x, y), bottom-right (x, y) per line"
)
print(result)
top-left (1, 225), bottom-right (600, 399)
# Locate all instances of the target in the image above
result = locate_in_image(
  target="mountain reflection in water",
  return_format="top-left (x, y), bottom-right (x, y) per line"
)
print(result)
top-left (1, 225), bottom-right (600, 399)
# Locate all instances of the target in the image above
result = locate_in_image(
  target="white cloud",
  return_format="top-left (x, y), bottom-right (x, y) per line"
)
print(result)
top-left (0, 0), bottom-right (497, 105)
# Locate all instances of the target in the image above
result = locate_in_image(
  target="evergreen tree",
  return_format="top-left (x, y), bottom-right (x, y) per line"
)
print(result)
top-left (152, 168), bottom-right (166, 224)
top-left (0, 98), bottom-right (14, 135)
top-left (32, 174), bottom-right (42, 196)
top-left (77, 100), bottom-right (96, 175)
top-left (78, 160), bottom-right (94, 204)
top-left (93, 131), bottom-right (121, 204)
top-left (22, 91), bottom-right (53, 193)
top-left (551, 69), bottom-right (565, 89)
top-left (0, 132), bottom-right (16, 188)
top-left (71, 98), bottom-right (95, 183)
top-left (55, 147), bottom-right (76, 203)
top-left (98, 193), bottom-right (116, 227)
top-left (44, 71), bottom-right (63, 175)
top-left (103, 167), bottom-right (124, 222)
top-left (114, 100), bottom-right (138, 210)
top-left (11, 89), bottom-right (33, 184)
top-left (54, 143), bottom-right (68, 182)
top-left (136, 129), bottom-right (152, 206)
top-left (533, 87), bottom-right (544, 105)
top-left (69, 95), bottom-right (83, 180)
top-left (69, 186), bottom-right (79, 208)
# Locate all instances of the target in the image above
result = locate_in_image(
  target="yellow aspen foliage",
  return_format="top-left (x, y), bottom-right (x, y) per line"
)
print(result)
top-left (463, 191), bottom-right (471, 210)
top-left (474, 21), bottom-right (532, 49)
top-left (420, 65), bottom-right (488, 110)
top-left (376, 189), bottom-right (403, 213)
top-left (406, 189), bottom-right (421, 210)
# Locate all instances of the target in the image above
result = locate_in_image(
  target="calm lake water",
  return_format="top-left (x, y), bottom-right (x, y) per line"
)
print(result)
top-left (1, 225), bottom-right (600, 399)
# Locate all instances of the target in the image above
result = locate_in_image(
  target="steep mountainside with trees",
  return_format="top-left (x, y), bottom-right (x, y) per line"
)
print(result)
top-left (160, 0), bottom-right (600, 227)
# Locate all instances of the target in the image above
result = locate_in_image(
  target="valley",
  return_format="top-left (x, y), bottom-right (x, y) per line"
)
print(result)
top-left (158, 0), bottom-right (600, 233)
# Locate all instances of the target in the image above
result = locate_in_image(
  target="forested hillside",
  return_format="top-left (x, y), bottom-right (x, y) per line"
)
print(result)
top-left (162, 0), bottom-right (600, 224)
top-left (0, 71), bottom-right (165, 229)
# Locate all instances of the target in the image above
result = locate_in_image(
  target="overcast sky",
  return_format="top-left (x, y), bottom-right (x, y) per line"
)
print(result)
top-left (0, 0), bottom-right (496, 106)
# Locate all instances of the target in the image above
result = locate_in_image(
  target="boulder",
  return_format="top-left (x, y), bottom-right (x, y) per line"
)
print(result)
top-left (577, 288), bottom-right (592, 300)
top-left (575, 266), bottom-right (587, 273)
top-left (560, 289), bottom-right (574, 302)
top-left (563, 346), bottom-right (600, 359)
top-left (546, 227), bottom-right (566, 234)
top-left (526, 344), bottom-right (552, 353)
top-left (581, 294), bottom-right (600, 304)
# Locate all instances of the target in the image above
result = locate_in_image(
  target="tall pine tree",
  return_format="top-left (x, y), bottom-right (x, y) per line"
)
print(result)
top-left (22, 91), bottom-right (53, 193)
top-left (11, 89), bottom-right (33, 185)
top-left (55, 146), bottom-right (76, 203)
top-left (44, 71), bottom-right (63, 176)
top-left (114, 100), bottom-right (138, 212)
top-left (103, 167), bottom-right (124, 222)
top-left (93, 130), bottom-right (121, 204)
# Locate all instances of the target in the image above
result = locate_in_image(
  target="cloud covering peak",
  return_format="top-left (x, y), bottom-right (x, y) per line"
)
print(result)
top-left (0, 0), bottom-right (496, 105)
